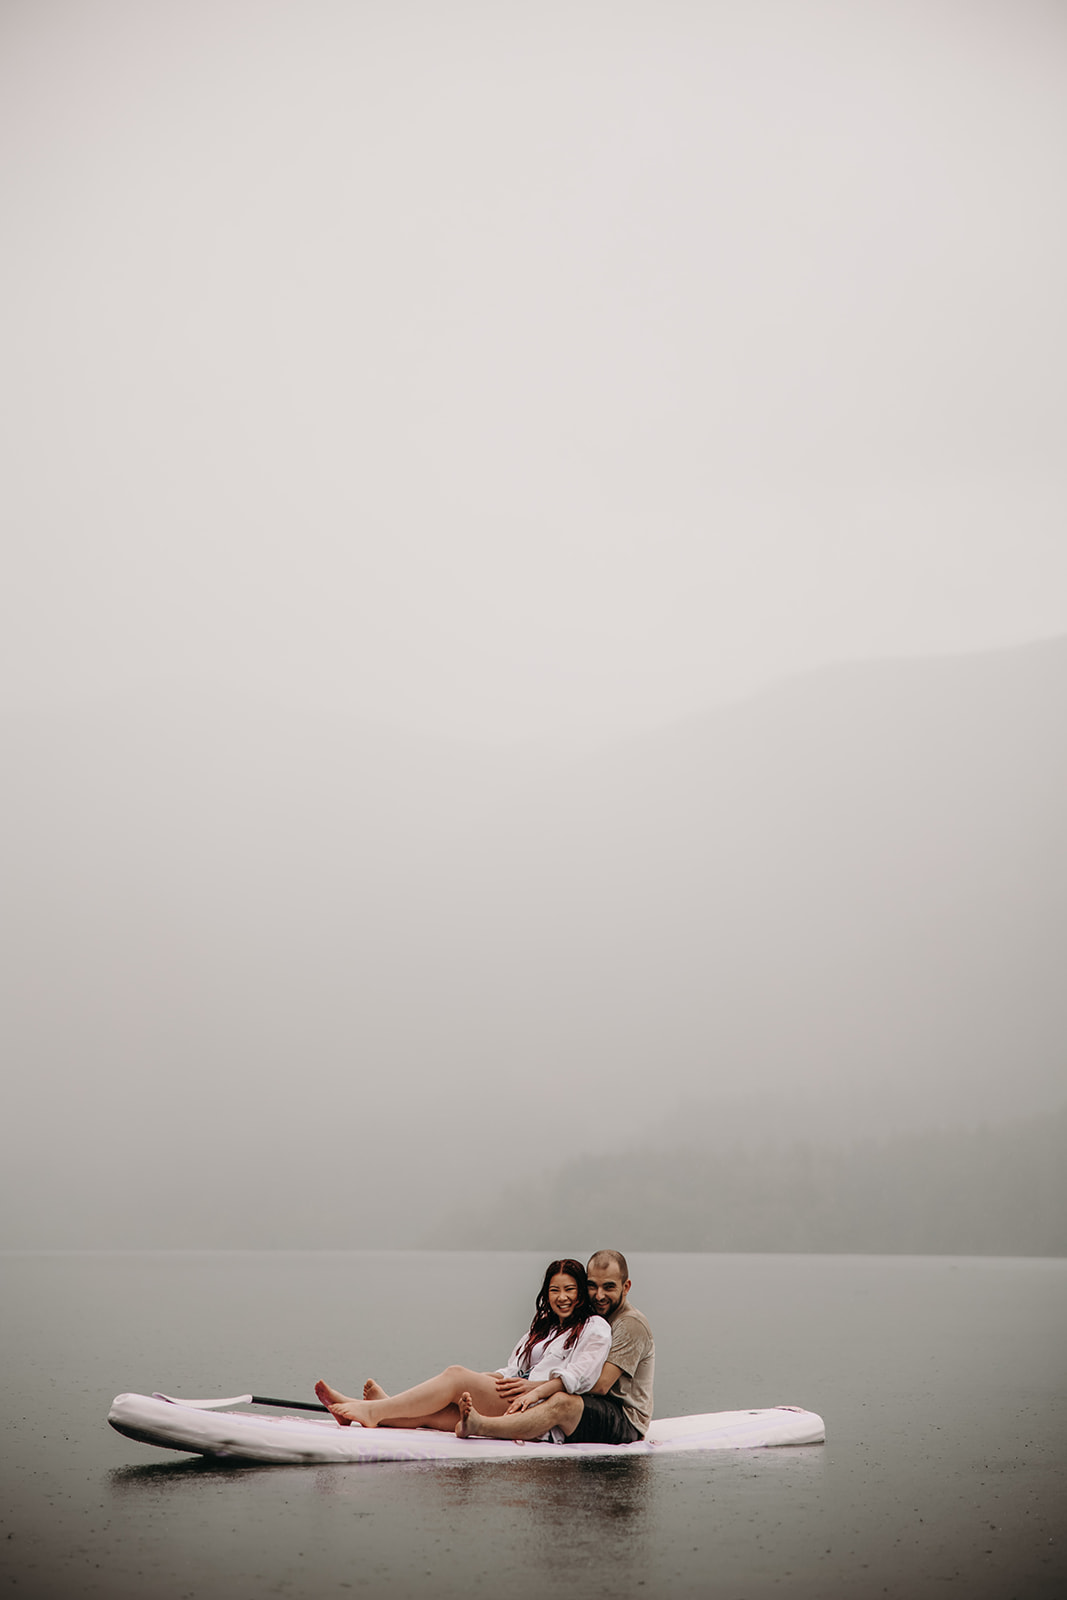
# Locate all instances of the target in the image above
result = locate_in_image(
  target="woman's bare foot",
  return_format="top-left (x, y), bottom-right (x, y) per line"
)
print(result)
top-left (363, 1379), bottom-right (388, 1401)
top-left (314, 1379), bottom-right (374, 1428)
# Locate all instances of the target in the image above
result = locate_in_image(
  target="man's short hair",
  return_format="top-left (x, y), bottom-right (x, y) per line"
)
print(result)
top-left (588, 1249), bottom-right (628, 1280)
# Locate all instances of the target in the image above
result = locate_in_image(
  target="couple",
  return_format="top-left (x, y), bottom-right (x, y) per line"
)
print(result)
top-left (315, 1249), bottom-right (654, 1446)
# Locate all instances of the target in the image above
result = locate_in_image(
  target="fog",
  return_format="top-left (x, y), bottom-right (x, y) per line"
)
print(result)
top-left (2, 1), bottom-right (1065, 1250)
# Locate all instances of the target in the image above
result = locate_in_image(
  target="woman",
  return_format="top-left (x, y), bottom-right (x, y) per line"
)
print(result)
top-left (315, 1258), bottom-right (610, 1431)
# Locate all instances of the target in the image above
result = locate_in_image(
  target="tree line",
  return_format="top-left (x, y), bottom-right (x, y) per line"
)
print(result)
top-left (437, 1105), bottom-right (1067, 1255)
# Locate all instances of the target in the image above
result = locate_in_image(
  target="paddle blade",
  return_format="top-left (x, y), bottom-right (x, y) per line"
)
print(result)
top-left (152, 1391), bottom-right (254, 1410)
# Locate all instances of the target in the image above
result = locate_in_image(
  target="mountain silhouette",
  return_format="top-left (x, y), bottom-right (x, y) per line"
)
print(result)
top-left (3, 637), bottom-right (1064, 1246)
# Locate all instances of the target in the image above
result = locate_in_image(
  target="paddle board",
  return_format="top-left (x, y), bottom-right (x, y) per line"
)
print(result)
top-left (108, 1392), bottom-right (825, 1464)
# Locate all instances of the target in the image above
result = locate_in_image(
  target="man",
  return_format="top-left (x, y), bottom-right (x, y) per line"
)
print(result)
top-left (457, 1248), bottom-right (654, 1445)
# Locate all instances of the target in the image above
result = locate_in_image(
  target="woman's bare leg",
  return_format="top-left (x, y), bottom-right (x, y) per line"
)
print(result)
top-left (315, 1367), bottom-right (510, 1430)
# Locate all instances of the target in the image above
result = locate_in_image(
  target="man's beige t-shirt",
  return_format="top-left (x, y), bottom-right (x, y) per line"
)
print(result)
top-left (605, 1305), bottom-right (655, 1436)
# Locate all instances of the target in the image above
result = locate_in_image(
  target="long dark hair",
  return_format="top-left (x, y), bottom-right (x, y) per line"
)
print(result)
top-left (518, 1259), bottom-right (594, 1368)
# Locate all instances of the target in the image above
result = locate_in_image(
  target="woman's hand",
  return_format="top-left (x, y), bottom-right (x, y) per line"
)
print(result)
top-left (494, 1375), bottom-right (535, 1401)
top-left (505, 1393), bottom-right (546, 1416)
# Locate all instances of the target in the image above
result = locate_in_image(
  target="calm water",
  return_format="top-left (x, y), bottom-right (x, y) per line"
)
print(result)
top-left (2, 1251), bottom-right (1064, 1599)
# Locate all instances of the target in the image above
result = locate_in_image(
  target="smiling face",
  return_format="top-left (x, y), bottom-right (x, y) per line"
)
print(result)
top-left (547, 1273), bottom-right (581, 1322)
top-left (587, 1257), bottom-right (631, 1320)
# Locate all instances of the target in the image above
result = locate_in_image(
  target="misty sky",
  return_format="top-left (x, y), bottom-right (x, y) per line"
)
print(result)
top-left (4, 0), bottom-right (1066, 742)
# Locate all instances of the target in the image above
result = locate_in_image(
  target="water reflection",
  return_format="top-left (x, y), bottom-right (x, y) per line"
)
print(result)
top-left (108, 1457), bottom-right (273, 1488)
top-left (423, 1457), bottom-right (654, 1586)
top-left (442, 1454), bottom-right (653, 1517)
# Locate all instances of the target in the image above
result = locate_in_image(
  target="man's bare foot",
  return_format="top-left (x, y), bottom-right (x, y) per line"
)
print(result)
top-left (363, 1379), bottom-right (388, 1401)
top-left (315, 1379), bottom-right (374, 1428)
top-left (456, 1391), bottom-right (481, 1438)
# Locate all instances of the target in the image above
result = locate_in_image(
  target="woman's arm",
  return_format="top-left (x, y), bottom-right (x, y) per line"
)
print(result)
top-left (542, 1316), bottom-right (612, 1395)
top-left (493, 1333), bottom-right (529, 1382)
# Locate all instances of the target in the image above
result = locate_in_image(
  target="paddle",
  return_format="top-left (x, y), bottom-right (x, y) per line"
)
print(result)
top-left (153, 1390), bottom-right (329, 1413)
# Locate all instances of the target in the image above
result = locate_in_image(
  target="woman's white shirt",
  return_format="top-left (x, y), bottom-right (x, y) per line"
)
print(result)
top-left (497, 1315), bottom-right (611, 1394)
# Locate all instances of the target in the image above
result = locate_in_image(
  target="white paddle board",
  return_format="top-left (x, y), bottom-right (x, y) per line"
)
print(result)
top-left (108, 1392), bottom-right (825, 1464)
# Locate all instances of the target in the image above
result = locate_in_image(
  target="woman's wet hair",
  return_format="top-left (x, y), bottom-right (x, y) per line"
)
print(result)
top-left (518, 1258), bottom-right (593, 1367)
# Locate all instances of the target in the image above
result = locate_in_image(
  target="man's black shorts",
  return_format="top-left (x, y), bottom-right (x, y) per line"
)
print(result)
top-left (566, 1393), bottom-right (642, 1446)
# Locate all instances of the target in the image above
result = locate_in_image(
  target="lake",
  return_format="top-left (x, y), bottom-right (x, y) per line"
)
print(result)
top-left (2, 1251), bottom-right (1064, 1598)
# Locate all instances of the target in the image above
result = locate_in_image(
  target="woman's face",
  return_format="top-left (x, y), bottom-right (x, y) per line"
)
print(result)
top-left (547, 1273), bottom-right (581, 1321)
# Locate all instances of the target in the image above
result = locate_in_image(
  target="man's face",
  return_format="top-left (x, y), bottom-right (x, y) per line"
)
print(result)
top-left (587, 1260), bottom-right (630, 1320)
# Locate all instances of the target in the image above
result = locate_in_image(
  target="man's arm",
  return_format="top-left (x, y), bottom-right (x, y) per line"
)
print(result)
top-left (590, 1361), bottom-right (623, 1397)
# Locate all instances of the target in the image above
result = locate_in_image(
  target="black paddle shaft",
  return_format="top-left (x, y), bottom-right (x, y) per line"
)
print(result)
top-left (251, 1394), bottom-right (330, 1413)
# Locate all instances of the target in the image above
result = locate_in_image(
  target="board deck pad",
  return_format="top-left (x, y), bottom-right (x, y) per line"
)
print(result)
top-left (108, 1393), bottom-right (825, 1464)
